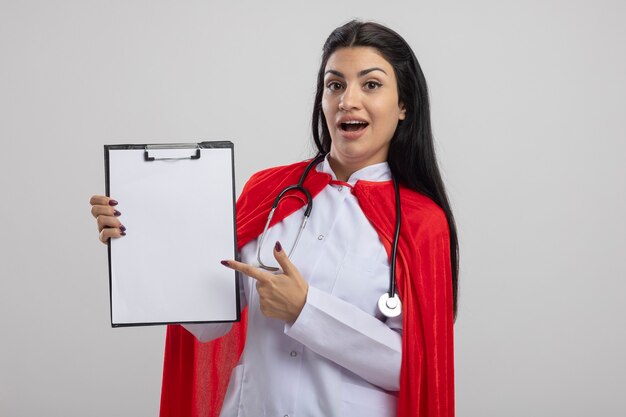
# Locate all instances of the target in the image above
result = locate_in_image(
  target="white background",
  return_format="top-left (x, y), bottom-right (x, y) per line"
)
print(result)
top-left (1, 1), bottom-right (624, 416)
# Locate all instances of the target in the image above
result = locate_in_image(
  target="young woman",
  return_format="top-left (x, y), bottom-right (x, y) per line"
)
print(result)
top-left (91, 20), bottom-right (458, 417)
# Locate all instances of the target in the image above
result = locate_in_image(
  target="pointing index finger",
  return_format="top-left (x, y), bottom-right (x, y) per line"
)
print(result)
top-left (222, 260), bottom-right (272, 284)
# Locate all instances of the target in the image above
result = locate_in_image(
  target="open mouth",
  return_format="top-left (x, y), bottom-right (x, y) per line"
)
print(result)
top-left (340, 121), bottom-right (369, 132)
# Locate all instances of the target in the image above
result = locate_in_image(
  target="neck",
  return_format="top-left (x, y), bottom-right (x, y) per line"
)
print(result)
top-left (327, 155), bottom-right (357, 182)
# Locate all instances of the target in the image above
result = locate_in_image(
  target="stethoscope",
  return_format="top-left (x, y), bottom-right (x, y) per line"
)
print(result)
top-left (256, 154), bottom-right (403, 318)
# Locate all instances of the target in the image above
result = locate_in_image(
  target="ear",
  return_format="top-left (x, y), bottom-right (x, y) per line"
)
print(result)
top-left (398, 103), bottom-right (407, 121)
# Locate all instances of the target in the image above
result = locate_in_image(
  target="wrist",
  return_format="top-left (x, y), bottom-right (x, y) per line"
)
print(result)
top-left (289, 282), bottom-right (309, 323)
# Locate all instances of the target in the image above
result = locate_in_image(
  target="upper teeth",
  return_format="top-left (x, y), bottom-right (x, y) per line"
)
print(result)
top-left (344, 121), bottom-right (365, 124)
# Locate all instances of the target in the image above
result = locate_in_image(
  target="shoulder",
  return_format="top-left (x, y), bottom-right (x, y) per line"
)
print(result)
top-left (242, 160), bottom-right (310, 193)
top-left (249, 160), bottom-right (309, 178)
top-left (354, 180), bottom-right (449, 241)
top-left (246, 160), bottom-right (309, 184)
top-left (399, 186), bottom-right (450, 240)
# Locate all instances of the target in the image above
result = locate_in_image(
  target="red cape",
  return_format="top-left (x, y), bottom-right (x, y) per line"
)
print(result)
top-left (160, 160), bottom-right (455, 417)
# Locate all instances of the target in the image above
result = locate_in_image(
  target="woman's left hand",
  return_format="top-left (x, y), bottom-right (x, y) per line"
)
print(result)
top-left (221, 241), bottom-right (308, 323)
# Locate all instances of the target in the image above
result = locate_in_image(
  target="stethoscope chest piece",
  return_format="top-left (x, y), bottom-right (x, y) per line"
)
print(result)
top-left (378, 292), bottom-right (402, 318)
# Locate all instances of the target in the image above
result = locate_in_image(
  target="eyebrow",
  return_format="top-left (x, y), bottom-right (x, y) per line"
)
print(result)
top-left (324, 67), bottom-right (388, 78)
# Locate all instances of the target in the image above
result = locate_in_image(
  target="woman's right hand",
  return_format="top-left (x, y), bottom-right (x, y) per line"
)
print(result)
top-left (89, 195), bottom-right (126, 244)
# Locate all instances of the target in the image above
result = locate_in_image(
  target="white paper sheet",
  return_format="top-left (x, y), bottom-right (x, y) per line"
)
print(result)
top-left (106, 144), bottom-right (238, 326)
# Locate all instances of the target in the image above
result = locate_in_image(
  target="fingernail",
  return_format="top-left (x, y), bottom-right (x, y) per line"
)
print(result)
top-left (275, 241), bottom-right (282, 252)
top-left (114, 210), bottom-right (121, 216)
top-left (119, 225), bottom-right (126, 232)
top-left (108, 200), bottom-right (118, 206)
top-left (220, 260), bottom-right (230, 266)
top-left (120, 231), bottom-right (126, 236)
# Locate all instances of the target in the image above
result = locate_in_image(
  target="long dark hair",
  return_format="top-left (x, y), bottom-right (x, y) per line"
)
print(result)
top-left (311, 20), bottom-right (460, 319)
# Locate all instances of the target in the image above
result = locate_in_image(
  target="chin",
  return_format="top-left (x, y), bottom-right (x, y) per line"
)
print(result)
top-left (332, 142), bottom-right (384, 164)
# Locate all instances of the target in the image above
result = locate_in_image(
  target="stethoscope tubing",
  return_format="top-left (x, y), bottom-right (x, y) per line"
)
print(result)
top-left (256, 153), bottom-right (402, 317)
top-left (389, 176), bottom-right (401, 301)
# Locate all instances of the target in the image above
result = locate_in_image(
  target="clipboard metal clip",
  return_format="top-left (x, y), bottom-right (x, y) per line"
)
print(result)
top-left (144, 143), bottom-right (201, 161)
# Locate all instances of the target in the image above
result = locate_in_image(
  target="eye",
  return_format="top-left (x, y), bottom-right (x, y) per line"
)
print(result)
top-left (326, 81), bottom-right (344, 91)
top-left (364, 81), bottom-right (382, 90)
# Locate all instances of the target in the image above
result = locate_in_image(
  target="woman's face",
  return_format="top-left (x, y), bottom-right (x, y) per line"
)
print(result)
top-left (322, 46), bottom-right (406, 176)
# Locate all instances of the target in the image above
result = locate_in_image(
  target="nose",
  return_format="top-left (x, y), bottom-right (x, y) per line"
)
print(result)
top-left (339, 84), bottom-right (361, 111)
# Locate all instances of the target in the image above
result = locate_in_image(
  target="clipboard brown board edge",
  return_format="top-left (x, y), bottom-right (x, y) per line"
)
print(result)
top-left (103, 141), bottom-right (241, 328)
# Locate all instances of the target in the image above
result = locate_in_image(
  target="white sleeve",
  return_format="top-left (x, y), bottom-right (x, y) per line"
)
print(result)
top-left (284, 285), bottom-right (402, 391)
top-left (182, 271), bottom-right (248, 343)
top-left (182, 322), bottom-right (233, 343)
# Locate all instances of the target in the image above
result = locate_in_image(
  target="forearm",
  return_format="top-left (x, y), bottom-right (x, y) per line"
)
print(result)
top-left (183, 271), bottom-right (248, 343)
top-left (182, 322), bottom-right (233, 343)
top-left (284, 286), bottom-right (402, 391)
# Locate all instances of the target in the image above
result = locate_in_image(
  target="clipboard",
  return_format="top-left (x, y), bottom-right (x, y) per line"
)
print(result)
top-left (104, 141), bottom-right (240, 327)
